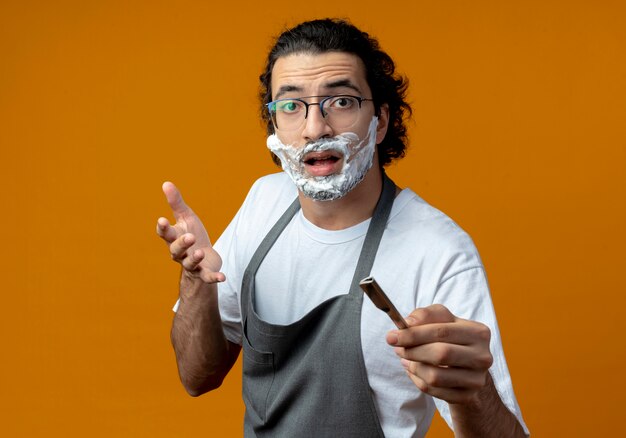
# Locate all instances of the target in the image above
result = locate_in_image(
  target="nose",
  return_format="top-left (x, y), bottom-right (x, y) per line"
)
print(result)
top-left (301, 102), bottom-right (333, 142)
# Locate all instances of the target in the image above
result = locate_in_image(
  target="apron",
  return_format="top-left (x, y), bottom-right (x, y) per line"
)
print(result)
top-left (240, 173), bottom-right (396, 437)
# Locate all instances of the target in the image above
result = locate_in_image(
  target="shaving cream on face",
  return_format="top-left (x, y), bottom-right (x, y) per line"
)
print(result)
top-left (267, 116), bottom-right (379, 201)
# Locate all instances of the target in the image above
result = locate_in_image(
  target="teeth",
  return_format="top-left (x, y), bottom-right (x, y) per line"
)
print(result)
top-left (306, 156), bottom-right (338, 165)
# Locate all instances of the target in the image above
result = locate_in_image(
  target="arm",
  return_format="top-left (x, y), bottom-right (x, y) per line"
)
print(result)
top-left (170, 277), bottom-right (241, 396)
top-left (449, 372), bottom-right (526, 437)
top-left (387, 305), bottom-right (527, 437)
top-left (157, 182), bottom-right (241, 396)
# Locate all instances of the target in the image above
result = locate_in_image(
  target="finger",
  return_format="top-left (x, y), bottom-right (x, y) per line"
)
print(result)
top-left (199, 270), bottom-right (226, 284)
top-left (403, 360), bottom-right (488, 390)
top-left (388, 320), bottom-right (491, 347)
top-left (169, 233), bottom-right (195, 261)
top-left (406, 304), bottom-right (456, 326)
top-left (156, 217), bottom-right (179, 243)
top-left (181, 248), bottom-right (205, 271)
top-left (162, 181), bottom-right (192, 219)
top-left (405, 370), bottom-right (480, 405)
top-left (396, 342), bottom-right (493, 369)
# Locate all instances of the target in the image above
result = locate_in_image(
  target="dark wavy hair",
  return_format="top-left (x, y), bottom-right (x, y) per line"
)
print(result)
top-left (259, 18), bottom-right (411, 167)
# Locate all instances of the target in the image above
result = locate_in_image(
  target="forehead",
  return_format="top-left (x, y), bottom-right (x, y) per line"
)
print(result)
top-left (271, 52), bottom-right (369, 98)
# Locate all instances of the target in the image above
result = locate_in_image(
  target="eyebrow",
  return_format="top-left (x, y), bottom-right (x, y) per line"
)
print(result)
top-left (274, 85), bottom-right (302, 99)
top-left (325, 79), bottom-right (362, 94)
top-left (274, 79), bottom-right (363, 100)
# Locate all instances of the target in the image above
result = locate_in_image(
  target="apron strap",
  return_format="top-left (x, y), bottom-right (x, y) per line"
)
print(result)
top-left (240, 196), bottom-right (301, 319)
top-left (348, 171), bottom-right (396, 294)
top-left (240, 171), bottom-right (396, 317)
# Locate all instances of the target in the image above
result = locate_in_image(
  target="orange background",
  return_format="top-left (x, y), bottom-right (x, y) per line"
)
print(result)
top-left (2, 0), bottom-right (625, 436)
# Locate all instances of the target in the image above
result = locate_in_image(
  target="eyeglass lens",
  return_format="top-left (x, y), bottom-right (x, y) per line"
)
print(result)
top-left (269, 95), bottom-right (366, 131)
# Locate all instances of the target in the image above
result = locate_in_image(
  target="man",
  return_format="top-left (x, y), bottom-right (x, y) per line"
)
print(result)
top-left (157, 19), bottom-right (529, 437)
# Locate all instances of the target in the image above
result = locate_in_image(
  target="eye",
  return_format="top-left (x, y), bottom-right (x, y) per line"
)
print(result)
top-left (327, 96), bottom-right (357, 110)
top-left (276, 99), bottom-right (303, 114)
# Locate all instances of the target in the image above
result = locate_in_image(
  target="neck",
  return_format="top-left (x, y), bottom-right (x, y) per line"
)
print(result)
top-left (298, 166), bottom-right (384, 230)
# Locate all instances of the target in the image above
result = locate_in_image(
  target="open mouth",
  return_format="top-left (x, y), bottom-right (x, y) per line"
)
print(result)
top-left (302, 150), bottom-right (343, 177)
top-left (303, 151), bottom-right (342, 166)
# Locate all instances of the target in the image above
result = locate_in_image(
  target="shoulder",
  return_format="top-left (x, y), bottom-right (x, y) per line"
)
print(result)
top-left (219, 172), bottom-right (297, 247)
top-left (372, 187), bottom-right (488, 317)
top-left (248, 171), bottom-right (295, 194)
top-left (245, 172), bottom-right (296, 203)
top-left (387, 188), bottom-right (480, 260)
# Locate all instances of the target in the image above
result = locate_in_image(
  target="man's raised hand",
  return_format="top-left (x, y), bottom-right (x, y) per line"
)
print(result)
top-left (156, 181), bottom-right (225, 284)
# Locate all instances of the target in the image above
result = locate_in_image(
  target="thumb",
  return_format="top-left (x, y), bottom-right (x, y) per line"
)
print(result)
top-left (162, 181), bottom-right (192, 219)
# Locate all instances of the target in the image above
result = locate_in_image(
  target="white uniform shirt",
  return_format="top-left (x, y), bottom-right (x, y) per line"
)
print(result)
top-left (180, 172), bottom-right (528, 437)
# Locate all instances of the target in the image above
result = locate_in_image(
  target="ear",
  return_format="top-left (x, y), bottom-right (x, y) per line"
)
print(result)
top-left (376, 103), bottom-right (390, 145)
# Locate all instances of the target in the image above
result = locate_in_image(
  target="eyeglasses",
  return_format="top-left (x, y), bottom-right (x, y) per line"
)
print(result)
top-left (266, 95), bottom-right (374, 131)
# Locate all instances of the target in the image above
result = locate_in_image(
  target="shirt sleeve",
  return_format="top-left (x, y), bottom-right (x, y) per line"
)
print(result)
top-left (432, 267), bottom-right (529, 435)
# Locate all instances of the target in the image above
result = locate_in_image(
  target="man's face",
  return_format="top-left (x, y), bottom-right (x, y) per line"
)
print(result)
top-left (267, 52), bottom-right (389, 200)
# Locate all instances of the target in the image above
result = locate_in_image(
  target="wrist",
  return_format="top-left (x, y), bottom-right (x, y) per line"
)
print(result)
top-left (449, 373), bottom-right (525, 438)
top-left (179, 271), bottom-right (216, 304)
top-left (457, 372), bottom-right (493, 406)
